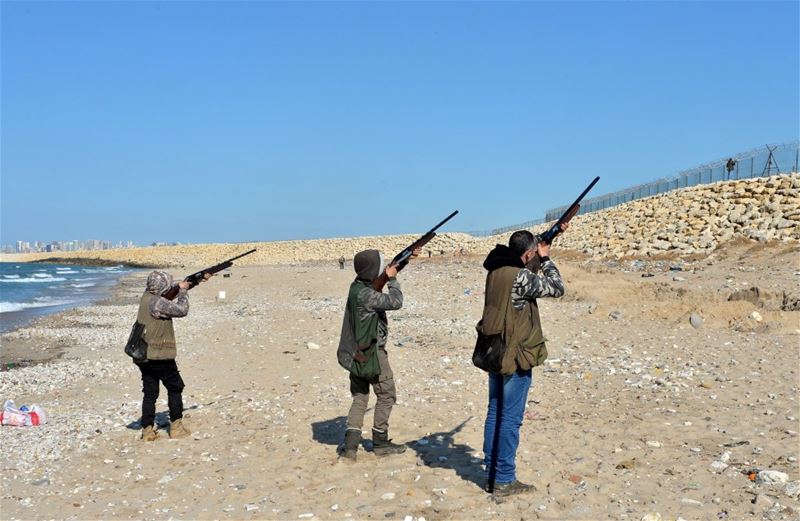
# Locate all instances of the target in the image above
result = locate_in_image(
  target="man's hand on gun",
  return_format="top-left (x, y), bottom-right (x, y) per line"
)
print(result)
top-left (178, 272), bottom-right (214, 290)
top-left (537, 222), bottom-right (569, 259)
top-left (384, 247), bottom-right (422, 279)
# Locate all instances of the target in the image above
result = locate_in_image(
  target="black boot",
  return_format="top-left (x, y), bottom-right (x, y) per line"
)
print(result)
top-left (340, 428), bottom-right (361, 462)
top-left (372, 428), bottom-right (406, 456)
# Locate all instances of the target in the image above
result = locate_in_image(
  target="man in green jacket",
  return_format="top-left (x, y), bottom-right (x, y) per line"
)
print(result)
top-left (336, 248), bottom-right (419, 462)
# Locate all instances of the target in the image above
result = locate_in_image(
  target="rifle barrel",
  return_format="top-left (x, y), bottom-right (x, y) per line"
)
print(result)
top-left (429, 210), bottom-right (459, 233)
top-left (225, 248), bottom-right (257, 263)
top-left (558, 177), bottom-right (600, 221)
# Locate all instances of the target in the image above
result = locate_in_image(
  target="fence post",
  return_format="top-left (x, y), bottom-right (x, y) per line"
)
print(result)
top-left (750, 157), bottom-right (754, 177)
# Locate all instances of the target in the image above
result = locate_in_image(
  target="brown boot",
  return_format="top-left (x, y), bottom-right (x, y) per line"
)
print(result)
top-left (169, 418), bottom-right (191, 439)
top-left (141, 425), bottom-right (158, 442)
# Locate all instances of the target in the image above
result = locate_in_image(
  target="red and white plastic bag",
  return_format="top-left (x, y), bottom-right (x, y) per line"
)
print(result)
top-left (1, 400), bottom-right (47, 426)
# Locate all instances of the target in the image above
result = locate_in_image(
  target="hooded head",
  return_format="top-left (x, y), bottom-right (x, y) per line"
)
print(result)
top-left (353, 249), bottom-right (385, 282)
top-left (146, 270), bottom-right (173, 295)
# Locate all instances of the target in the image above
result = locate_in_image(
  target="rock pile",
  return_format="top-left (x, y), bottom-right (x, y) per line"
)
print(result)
top-left (551, 173), bottom-right (800, 257)
top-left (2, 173), bottom-right (797, 266)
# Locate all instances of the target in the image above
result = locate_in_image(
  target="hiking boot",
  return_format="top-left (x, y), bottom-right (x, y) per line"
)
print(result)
top-left (340, 428), bottom-right (361, 463)
top-left (492, 480), bottom-right (535, 498)
top-left (372, 428), bottom-right (406, 456)
top-left (141, 425), bottom-right (158, 442)
top-left (169, 418), bottom-right (191, 439)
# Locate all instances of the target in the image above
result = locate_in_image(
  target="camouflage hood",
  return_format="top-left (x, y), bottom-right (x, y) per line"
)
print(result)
top-left (146, 271), bottom-right (173, 295)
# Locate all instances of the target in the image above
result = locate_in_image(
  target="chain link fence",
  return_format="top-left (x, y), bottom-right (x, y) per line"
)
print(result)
top-left (466, 141), bottom-right (799, 237)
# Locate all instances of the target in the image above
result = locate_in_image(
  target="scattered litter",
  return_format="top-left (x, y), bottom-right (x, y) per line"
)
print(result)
top-left (1, 400), bottom-right (47, 426)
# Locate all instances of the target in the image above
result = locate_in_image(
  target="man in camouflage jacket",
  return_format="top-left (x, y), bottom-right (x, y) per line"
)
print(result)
top-left (134, 270), bottom-right (209, 441)
top-left (480, 228), bottom-right (566, 498)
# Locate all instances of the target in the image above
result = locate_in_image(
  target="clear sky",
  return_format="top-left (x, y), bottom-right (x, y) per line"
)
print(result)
top-left (2, 1), bottom-right (798, 245)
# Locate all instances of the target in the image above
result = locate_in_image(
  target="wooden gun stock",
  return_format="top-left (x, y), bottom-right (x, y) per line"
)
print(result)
top-left (160, 248), bottom-right (257, 301)
top-left (538, 177), bottom-right (599, 245)
top-left (371, 271), bottom-right (391, 292)
top-left (162, 284), bottom-right (181, 301)
top-left (370, 211), bottom-right (459, 293)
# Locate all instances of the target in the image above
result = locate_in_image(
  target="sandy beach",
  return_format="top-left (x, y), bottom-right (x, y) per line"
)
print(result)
top-left (3, 1), bottom-right (797, 518)
top-left (1, 238), bottom-right (798, 520)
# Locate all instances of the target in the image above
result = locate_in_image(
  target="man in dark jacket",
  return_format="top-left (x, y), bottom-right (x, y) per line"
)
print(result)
top-left (336, 248), bottom-right (419, 462)
top-left (480, 228), bottom-right (566, 497)
top-left (135, 270), bottom-right (208, 441)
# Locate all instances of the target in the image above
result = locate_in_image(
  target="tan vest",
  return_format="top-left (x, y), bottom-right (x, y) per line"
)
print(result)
top-left (481, 266), bottom-right (548, 374)
top-left (137, 292), bottom-right (177, 360)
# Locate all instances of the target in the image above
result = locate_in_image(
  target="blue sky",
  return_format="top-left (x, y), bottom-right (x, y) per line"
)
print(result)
top-left (2, 1), bottom-right (798, 245)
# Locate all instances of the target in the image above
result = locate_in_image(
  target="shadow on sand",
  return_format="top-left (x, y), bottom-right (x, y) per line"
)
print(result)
top-left (407, 416), bottom-right (485, 491)
top-left (126, 411), bottom-right (171, 431)
top-left (311, 415), bottom-right (348, 446)
top-left (310, 414), bottom-right (486, 490)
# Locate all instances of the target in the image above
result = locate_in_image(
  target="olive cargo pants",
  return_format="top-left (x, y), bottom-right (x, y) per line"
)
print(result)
top-left (346, 348), bottom-right (396, 432)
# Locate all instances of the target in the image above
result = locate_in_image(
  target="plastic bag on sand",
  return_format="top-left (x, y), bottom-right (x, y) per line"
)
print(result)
top-left (1, 400), bottom-right (47, 426)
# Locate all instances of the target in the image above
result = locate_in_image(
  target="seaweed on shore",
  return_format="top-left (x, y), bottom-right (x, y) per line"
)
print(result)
top-left (32, 257), bottom-right (163, 269)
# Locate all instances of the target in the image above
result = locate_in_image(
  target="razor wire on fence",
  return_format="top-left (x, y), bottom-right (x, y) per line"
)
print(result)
top-left (465, 141), bottom-right (799, 237)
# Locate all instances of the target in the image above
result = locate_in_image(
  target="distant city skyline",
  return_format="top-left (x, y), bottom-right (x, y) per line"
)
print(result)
top-left (2, 239), bottom-right (138, 255)
top-left (2, 2), bottom-right (798, 244)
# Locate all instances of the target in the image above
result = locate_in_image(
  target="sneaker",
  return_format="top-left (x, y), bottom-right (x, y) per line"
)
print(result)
top-left (169, 418), bottom-right (191, 439)
top-left (492, 480), bottom-right (535, 498)
top-left (141, 425), bottom-right (158, 442)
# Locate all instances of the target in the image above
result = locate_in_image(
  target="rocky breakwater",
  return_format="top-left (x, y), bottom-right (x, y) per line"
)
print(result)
top-left (3, 174), bottom-right (798, 267)
top-left (552, 173), bottom-right (800, 257)
top-left (0, 233), bottom-right (480, 268)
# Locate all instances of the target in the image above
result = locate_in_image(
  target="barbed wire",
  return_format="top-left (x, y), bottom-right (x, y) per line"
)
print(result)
top-left (464, 141), bottom-right (799, 237)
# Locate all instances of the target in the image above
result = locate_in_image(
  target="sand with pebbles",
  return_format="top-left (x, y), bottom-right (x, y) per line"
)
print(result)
top-left (1, 239), bottom-right (798, 520)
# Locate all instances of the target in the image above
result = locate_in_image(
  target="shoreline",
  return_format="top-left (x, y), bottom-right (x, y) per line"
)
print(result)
top-left (0, 269), bottom-right (146, 369)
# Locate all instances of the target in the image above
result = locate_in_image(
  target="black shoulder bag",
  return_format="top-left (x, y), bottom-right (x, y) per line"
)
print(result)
top-left (472, 320), bottom-right (506, 374)
top-left (124, 321), bottom-right (148, 363)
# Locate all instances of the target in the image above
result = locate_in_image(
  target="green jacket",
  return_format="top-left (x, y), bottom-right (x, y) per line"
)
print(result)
top-left (337, 278), bottom-right (402, 373)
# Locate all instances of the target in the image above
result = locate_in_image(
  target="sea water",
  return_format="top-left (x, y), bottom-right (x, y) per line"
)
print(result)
top-left (0, 262), bottom-right (135, 333)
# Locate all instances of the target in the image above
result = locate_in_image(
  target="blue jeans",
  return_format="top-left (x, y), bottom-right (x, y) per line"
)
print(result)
top-left (483, 368), bottom-right (532, 484)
